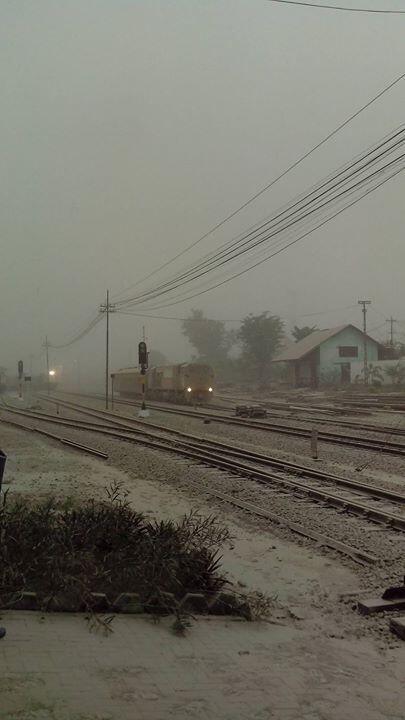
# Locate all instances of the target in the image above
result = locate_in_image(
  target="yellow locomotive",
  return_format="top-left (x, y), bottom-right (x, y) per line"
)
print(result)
top-left (114, 363), bottom-right (215, 404)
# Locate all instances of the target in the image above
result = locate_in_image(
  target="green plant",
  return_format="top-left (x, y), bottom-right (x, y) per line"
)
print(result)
top-left (0, 484), bottom-right (228, 615)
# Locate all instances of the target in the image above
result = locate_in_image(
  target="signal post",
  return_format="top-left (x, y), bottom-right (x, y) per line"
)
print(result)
top-left (138, 340), bottom-right (149, 418)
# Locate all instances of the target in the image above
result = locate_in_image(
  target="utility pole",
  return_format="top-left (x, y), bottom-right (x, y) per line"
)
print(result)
top-left (99, 290), bottom-right (115, 409)
top-left (138, 338), bottom-right (149, 417)
top-left (44, 336), bottom-right (50, 395)
top-left (387, 316), bottom-right (397, 347)
top-left (358, 300), bottom-right (371, 385)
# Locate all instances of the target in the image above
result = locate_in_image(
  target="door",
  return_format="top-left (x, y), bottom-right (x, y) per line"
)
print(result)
top-left (340, 363), bottom-right (351, 384)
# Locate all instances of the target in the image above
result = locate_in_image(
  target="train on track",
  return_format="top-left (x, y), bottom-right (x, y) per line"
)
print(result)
top-left (113, 363), bottom-right (215, 404)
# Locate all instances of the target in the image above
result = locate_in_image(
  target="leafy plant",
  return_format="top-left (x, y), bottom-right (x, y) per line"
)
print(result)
top-left (0, 485), bottom-right (228, 615)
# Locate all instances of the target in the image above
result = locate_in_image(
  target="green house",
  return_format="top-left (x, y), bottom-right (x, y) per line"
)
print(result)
top-left (272, 324), bottom-right (384, 387)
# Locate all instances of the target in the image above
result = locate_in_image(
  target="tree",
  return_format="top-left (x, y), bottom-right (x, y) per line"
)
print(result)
top-left (238, 312), bottom-right (284, 384)
top-left (148, 349), bottom-right (167, 367)
top-left (181, 309), bottom-right (234, 366)
top-left (384, 362), bottom-right (405, 386)
top-left (292, 325), bottom-right (318, 342)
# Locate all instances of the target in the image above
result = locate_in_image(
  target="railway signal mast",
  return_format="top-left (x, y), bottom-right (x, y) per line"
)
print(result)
top-left (17, 360), bottom-right (23, 399)
top-left (138, 337), bottom-right (149, 418)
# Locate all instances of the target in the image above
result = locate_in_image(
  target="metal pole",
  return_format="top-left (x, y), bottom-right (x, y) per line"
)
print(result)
top-left (45, 336), bottom-right (50, 395)
top-left (387, 316), bottom-right (396, 347)
top-left (111, 373), bottom-right (115, 410)
top-left (105, 290), bottom-right (109, 409)
top-left (311, 428), bottom-right (319, 460)
top-left (142, 326), bottom-right (146, 411)
top-left (0, 449), bottom-right (6, 639)
top-left (358, 300), bottom-right (371, 386)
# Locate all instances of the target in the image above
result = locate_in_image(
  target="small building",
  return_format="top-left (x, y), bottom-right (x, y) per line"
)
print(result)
top-left (272, 324), bottom-right (384, 387)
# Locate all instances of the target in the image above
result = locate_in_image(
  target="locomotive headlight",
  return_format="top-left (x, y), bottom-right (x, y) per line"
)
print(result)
top-left (208, 387), bottom-right (213, 392)
top-left (187, 387), bottom-right (192, 392)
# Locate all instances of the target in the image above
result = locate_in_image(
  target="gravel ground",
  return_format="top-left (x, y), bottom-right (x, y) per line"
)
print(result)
top-left (47, 392), bottom-right (405, 492)
top-left (3, 421), bottom-right (405, 720)
top-left (3, 401), bottom-right (405, 574)
top-left (0, 417), bottom-right (401, 650)
top-left (4, 393), bottom-right (405, 642)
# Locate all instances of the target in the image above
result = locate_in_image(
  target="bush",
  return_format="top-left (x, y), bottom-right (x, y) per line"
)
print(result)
top-left (0, 483), bottom-right (229, 613)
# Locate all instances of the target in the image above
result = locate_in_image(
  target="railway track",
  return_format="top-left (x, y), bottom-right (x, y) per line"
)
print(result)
top-left (4, 396), bottom-right (405, 542)
top-left (0, 414), bottom-right (108, 459)
top-left (1, 401), bottom-right (379, 565)
top-left (51, 390), bottom-right (405, 458)
top-left (217, 396), bottom-right (405, 438)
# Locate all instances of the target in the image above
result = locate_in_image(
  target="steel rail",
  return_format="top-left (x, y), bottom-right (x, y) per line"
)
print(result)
top-left (34, 396), bottom-right (405, 507)
top-left (49, 390), bottom-right (405, 457)
top-left (0, 416), bottom-right (108, 459)
top-left (1, 406), bottom-right (377, 566)
top-left (6, 397), bottom-right (405, 532)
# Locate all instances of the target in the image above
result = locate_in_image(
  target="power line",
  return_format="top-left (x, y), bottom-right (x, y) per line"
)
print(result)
top-left (130, 164), bottom-right (404, 312)
top-left (48, 313), bottom-right (103, 349)
top-left (116, 302), bottom-right (360, 322)
top-left (117, 129), bottom-right (405, 308)
top-left (118, 134), bottom-right (405, 310)
top-left (266, 0), bottom-right (405, 13)
top-left (111, 69), bottom-right (405, 302)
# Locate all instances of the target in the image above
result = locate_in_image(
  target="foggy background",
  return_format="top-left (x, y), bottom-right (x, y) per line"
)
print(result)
top-left (0, 0), bottom-right (404, 388)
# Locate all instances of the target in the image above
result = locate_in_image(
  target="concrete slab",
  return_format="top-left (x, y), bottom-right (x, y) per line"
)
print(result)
top-left (390, 616), bottom-right (405, 640)
top-left (358, 597), bottom-right (405, 615)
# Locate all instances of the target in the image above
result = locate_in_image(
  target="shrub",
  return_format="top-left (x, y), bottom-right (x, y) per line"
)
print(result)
top-left (0, 483), bottom-right (229, 613)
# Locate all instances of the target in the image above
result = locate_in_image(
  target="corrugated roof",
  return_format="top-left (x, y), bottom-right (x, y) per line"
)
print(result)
top-left (272, 324), bottom-right (380, 363)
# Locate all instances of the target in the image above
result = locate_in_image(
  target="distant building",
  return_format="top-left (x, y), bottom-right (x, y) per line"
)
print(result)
top-left (272, 324), bottom-right (385, 387)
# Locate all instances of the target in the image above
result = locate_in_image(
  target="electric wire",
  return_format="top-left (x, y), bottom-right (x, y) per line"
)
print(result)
top-left (267, 0), bottom-right (405, 13)
top-left (118, 137), bottom-right (405, 309)
top-left (111, 70), bottom-right (405, 302)
top-left (131, 164), bottom-right (405, 312)
top-left (48, 313), bottom-right (103, 349)
top-left (116, 128), bottom-right (404, 305)
top-left (116, 129), bottom-right (405, 307)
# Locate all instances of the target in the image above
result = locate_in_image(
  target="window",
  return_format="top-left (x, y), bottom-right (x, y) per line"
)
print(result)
top-left (338, 346), bottom-right (358, 358)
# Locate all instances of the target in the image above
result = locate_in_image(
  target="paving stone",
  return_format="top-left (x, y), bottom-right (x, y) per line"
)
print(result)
top-left (12, 592), bottom-right (38, 610)
top-left (358, 597), bottom-right (405, 615)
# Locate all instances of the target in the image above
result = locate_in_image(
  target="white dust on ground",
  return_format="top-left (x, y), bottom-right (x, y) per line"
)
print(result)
top-left (2, 424), bottom-right (405, 719)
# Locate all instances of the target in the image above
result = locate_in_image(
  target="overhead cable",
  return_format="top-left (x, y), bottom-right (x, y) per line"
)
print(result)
top-left (111, 69), bottom-right (405, 302)
top-left (267, 0), bottom-right (405, 13)
top-left (130, 164), bottom-right (405, 312)
top-left (48, 313), bottom-right (103, 349)
top-left (116, 128), bottom-right (405, 307)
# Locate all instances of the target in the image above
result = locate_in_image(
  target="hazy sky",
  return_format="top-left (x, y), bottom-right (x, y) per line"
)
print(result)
top-left (1, 0), bottom-right (404, 383)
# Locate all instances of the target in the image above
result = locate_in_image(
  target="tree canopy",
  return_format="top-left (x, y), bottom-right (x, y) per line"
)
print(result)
top-left (292, 325), bottom-right (318, 342)
top-left (181, 309), bottom-right (234, 366)
top-left (238, 312), bottom-right (284, 383)
top-left (148, 349), bottom-right (167, 367)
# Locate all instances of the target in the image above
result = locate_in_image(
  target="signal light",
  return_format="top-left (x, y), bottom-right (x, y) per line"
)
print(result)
top-left (208, 387), bottom-right (213, 392)
top-left (187, 387), bottom-right (192, 392)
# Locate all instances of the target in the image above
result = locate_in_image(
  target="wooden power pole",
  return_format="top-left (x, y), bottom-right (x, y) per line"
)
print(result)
top-left (358, 300), bottom-right (371, 385)
top-left (100, 290), bottom-right (115, 409)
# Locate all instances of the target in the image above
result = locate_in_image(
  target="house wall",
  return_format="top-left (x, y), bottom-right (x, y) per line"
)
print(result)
top-left (296, 349), bottom-right (319, 386)
top-left (350, 357), bottom-right (405, 385)
top-left (319, 327), bottom-right (379, 384)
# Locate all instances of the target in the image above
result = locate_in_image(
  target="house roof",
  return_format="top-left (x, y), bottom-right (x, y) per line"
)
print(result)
top-left (272, 324), bottom-right (381, 363)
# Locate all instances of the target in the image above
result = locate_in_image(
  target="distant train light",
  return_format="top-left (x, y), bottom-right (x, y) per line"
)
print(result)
top-left (208, 387), bottom-right (213, 392)
top-left (49, 370), bottom-right (56, 377)
top-left (187, 387), bottom-right (192, 392)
